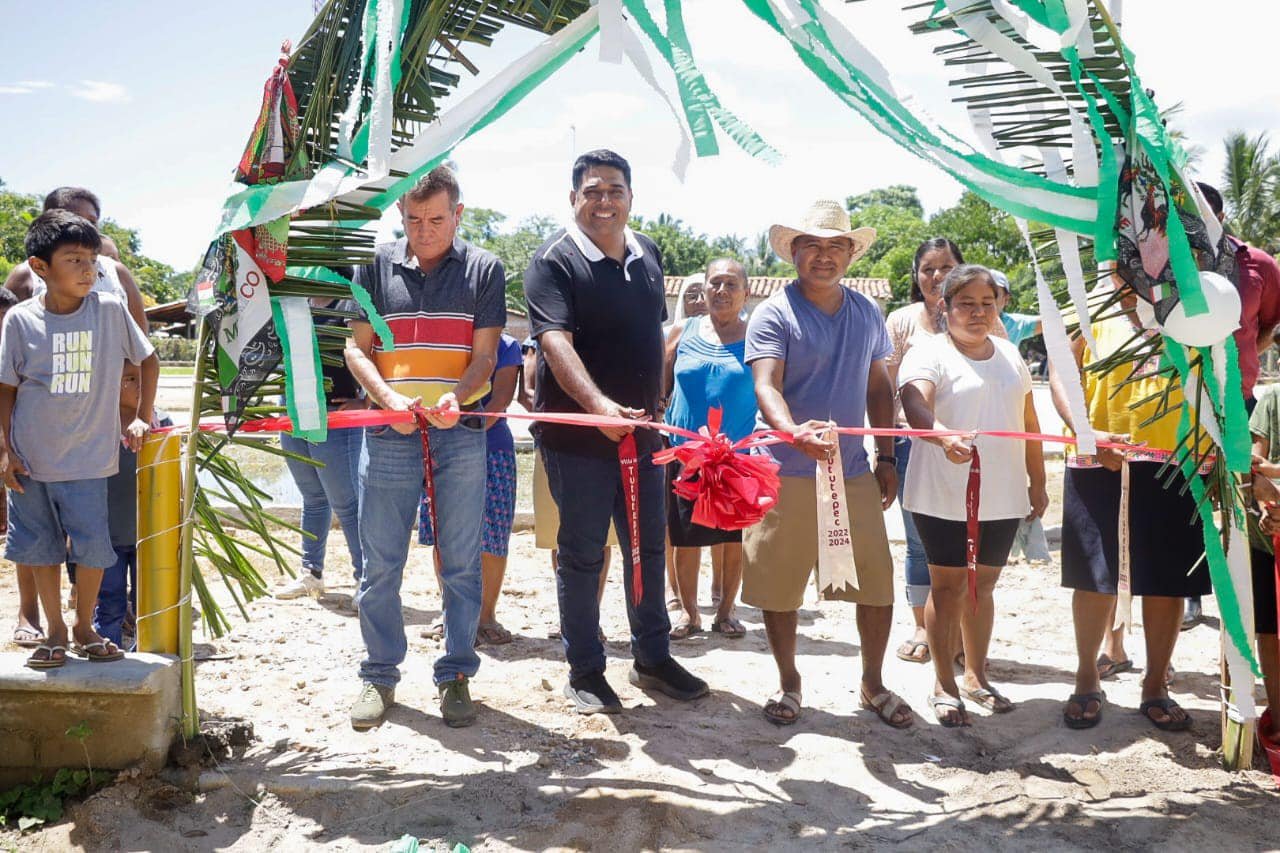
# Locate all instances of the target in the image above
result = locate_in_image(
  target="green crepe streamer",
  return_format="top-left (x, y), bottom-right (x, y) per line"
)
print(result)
top-left (270, 296), bottom-right (328, 442)
top-left (285, 265), bottom-right (395, 352)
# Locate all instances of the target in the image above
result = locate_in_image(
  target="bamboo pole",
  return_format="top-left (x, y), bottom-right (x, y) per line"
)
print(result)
top-left (136, 430), bottom-right (183, 654)
top-left (177, 321), bottom-right (210, 739)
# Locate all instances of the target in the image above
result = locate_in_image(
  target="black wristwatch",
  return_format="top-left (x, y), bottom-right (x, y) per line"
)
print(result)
top-left (876, 454), bottom-right (896, 466)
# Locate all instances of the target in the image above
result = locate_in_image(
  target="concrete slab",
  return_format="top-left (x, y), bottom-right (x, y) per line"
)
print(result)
top-left (0, 652), bottom-right (180, 788)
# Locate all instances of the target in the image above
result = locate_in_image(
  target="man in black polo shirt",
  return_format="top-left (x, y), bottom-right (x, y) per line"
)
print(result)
top-left (524, 149), bottom-right (708, 713)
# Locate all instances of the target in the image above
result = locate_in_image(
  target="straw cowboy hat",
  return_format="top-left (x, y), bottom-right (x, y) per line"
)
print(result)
top-left (768, 199), bottom-right (877, 265)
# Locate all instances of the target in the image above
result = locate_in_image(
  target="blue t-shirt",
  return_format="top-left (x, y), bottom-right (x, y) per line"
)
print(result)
top-left (745, 283), bottom-right (892, 477)
top-left (665, 317), bottom-right (757, 446)
top-left (1000, 312), bottom-right (1039, 345)
top-left (483, 334), bottom-right (524, 455)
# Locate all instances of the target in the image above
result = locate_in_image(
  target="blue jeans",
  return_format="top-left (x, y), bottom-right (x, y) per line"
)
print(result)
top-left (542, 445), bottom-right (671, 680)
top-left (895, 436), bottom-right (930, 608)
top-left (94, 546), bottom-right (135, 648)
top-left (281, 426), bottom-right (364, 582)
top-left (357, 423), bottom-right (486, 687)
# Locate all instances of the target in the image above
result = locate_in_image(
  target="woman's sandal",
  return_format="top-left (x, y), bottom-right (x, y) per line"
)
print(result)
top-left (669, 621), bottom-right (703, 641)
top-left (895, 639), bottom-right (930, 664)
top-left (12, 625), bottom-right (45, 649)
top-left (763, 690), bottom-right (802, 726)
top-left (928, 694), bottom-right (969, 728)
top-left (1063, 691), bottom-right (1105, 729)
top-left (71, 640), bottom-right (124, 662)
top-left (861, 689), bottom-right (915, 729)
top-left (961, 685), bottom-right (1014, 714)
top-left (1139, 697), bottom-right (1193, 732)
top-left (711, 616), bottom-right (745, 638)
top-left (26, 644), bottom-right (68, 670)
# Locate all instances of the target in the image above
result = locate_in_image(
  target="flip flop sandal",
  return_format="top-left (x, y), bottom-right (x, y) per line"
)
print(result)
top-left (71, 640), bottom-right (125, 662)
top-left (763, 690), bottom-right (802, 726)
top-left (1063, 691), bottom-right (1105, 729)
top-left (1139, 697), bottom-right (1193, 732)
top-left (711, 617), bottom-right (746, 638)
top-left (12, 625), bottom-right (45, 649)
top-left (1096, 655), bottom-right (1134, 679)
top-left (895, 639), bottom-right (931, 664)
top-left (962, 686), bottom-right (1015, 713)
top-left (862, 689), bottom-right (915, 729)
top-left (420, 620), bottom-right (445, 640)
top-left (928, 694), bottom-right (969, 728)
top-left (669, 621), bottom-right (703, 641)
top-left (475, 622), bottom-right (513, 646)
top-left (26, 644), bottom-right (67, 670)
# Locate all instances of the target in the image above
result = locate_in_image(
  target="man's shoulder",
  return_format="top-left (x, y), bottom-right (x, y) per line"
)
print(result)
top-left (1246, 243), bottom-right (1280, 273)
top-left (532, 228), bottom-right (575, 262)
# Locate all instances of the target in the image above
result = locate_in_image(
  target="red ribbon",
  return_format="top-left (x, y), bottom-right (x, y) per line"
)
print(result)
top-left (965, 446), bottom-right (982, 613)
top-left (411, 407), bottom-right (439, 551)
top-left (618, 434), bottom-right (643, 607)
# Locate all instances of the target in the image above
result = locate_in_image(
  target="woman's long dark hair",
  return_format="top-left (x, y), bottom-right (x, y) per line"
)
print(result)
top-left (910, 237), bottom-right (964, 302)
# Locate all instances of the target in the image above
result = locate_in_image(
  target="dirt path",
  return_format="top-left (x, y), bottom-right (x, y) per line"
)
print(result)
top-left (7, 523), bottom-right (1279, 851)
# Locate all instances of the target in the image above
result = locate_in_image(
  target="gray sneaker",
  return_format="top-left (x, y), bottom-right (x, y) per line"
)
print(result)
top-left (439, 674), bottom-right (477, 728)
top-left (350, 681), bottom-right (395, 730)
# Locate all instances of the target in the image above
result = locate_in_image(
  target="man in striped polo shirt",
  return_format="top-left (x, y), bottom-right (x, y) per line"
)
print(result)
top-left (345, 166), bottom-right (505, 730)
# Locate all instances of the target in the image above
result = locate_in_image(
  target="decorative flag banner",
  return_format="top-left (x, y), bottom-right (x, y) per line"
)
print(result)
top-left (815, 426), bottom-right (857, 596)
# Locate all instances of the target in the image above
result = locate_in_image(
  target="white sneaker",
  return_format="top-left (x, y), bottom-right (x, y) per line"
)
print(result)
top-left (274, 573), bottom-right (324, 600)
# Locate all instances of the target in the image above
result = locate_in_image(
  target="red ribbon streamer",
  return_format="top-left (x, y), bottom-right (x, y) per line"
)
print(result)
top-left (965, 446), bottom-right (982, 613)
top-left (411, 407), bottom-right (439, 551)
top-left (618, 434), bottom-right (643, 607)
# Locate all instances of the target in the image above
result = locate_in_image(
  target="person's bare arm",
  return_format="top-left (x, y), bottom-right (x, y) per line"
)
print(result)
top-left (901, 379), bottom-right (973, 463)
top-left (114, 262), bottom-right (149, 332)
top-left (662, 322), bottom-right (684, 402)
top-left (3, 265), bottom-right (34, 301)
top-left (123, 353), bottom-right (159, 451)
top-left (345, 321), bottom-right (419, 434)
top-left (451, 326), bottom-right (500, 407)
top-left (751, 356), bottom-right (832, 461)
top-left (517, 347), bottom-right (536, 411)
top-left (1047, 332), bottom-right (1125, 469)
top-left (0, 384), bottom-right (25, 492)
top-left (483, 364), bottom-right (519, 431)
top-left (1024, 391), bottom-right (1048, 520)
top-left (540, 329), bottom-right (642, 442)
top-left (866, 357), bottom-right (899, 508)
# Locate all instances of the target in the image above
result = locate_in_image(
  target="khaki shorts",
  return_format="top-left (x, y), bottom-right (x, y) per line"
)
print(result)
top-left (742, 473), bottom-right (894, 611)
top-left (533, 451), bottom-right (618, 549)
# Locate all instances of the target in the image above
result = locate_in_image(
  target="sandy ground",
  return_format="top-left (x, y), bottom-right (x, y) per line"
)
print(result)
top-left (6, 490), bottom-right (1280, 852)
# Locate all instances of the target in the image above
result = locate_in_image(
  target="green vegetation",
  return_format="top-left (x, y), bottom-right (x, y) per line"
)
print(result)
top-left (0, 723), bottom-right (112, 832)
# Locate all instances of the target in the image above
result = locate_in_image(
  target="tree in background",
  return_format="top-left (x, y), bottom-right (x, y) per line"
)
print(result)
top-left (846, 184), bottom-right (923, 218)
top-left (629, 213), bottom-right (715, 276)
top-left (1221, 131), bottom-right (1280, 251)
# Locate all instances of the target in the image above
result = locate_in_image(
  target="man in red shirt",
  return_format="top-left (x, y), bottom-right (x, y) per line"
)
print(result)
top-left (1188, 183), bottom-right (1280, 628)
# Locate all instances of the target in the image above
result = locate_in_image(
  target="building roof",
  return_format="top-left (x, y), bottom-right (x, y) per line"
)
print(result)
top-left (665, 275), bottom-right (891, 302)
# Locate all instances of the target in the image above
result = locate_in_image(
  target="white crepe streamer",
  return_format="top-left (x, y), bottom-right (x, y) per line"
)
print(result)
top-left (364, 0), bottom-right (404, 178)
top-left (1043, 148), bottom-right (1101, 358)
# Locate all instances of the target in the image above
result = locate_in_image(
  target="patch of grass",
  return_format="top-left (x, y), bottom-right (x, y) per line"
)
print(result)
top-left (160, 365), bottom-right (195, 377)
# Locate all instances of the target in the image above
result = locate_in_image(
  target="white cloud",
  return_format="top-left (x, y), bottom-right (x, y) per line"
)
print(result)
top-left (0, 80), bottom-right (53, 95)
top-left (68, 80), bottom-right (130, 103)
top-left (16, 80), bottom-right (53, 89)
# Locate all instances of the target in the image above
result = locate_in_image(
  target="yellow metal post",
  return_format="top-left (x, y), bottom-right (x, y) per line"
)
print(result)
top-left (136, 430), bottom-right (183, 654)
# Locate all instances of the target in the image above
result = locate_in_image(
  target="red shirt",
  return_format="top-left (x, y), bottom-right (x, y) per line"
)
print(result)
top-left (1232, 237), bottom-right (1280, 398)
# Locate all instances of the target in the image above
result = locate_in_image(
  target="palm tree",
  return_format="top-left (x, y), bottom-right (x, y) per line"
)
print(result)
top-left (1221, 131), bottom-right (1280, 248)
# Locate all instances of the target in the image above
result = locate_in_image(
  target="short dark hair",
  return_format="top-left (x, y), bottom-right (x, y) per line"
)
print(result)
top-left (911, 237), bottom-right (965, 302)
top-left (572, 149), bottom-right (631, 190)
top-left (43, 186), bottom-right (102, 219)
top-left (940, 264), bottom-right (998, 306)
top-left (404, 165), bottom-right (461, 206)
top-left (1196, 181), bottom-right (1224, 218)
top-left (0, 288), bottom-right (19, 310)
top-left (25, 210), bottom-right (103, 263)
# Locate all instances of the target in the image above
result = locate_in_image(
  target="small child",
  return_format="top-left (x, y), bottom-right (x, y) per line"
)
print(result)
top-left (0, 210), bottom-right (157, 668)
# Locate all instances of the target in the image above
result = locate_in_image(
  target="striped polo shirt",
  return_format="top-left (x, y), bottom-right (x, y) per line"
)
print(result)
top-left (353, 237), bottom-right (506, 406)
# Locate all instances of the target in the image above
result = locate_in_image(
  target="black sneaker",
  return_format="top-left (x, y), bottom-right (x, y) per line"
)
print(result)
top-left (629, 658), bottom-right (709, 701)
top-left (564, 670), bottom-right (623, 714)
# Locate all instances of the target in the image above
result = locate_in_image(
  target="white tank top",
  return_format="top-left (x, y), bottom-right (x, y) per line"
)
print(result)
top-left (31, 258), bottom-right (127, 301)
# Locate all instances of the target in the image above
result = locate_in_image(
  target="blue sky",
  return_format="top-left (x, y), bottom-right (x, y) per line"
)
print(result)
top-left (3, 1), bottom-right (1278, 270)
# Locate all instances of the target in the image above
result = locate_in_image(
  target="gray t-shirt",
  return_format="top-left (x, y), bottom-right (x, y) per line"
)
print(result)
top-left (0, 292), bottom-right (154, 482)
top-left (745, 283), bottom-right (892, 478)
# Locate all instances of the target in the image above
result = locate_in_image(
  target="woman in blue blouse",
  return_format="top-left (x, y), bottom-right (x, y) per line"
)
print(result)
top-left (662, 258), bottom-right (758, 639)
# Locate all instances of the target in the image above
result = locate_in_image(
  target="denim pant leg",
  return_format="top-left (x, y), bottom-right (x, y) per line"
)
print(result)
top-left (543, 447), bottom-right (617, 680)
top-left (356, 428), bottom-right (424, 688)
top-left (610, 452), bottom-right (671, 668)
top-left (895, 437), bottom-right (930, 608)
top-left (429, 422), bottom-right (487, 684)
top-left (281, 433), bottom-right (331, 576)
top-left (93, 546), bottom-right (134, 647)
top-left (306, 427), bottom-right (365, 583)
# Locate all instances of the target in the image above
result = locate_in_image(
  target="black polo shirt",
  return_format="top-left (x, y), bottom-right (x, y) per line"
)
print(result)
top-left (524, 223), bottom-right (666, 458)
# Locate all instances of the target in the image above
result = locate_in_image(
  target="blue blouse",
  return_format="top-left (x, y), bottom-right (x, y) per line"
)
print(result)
top-left (666, 317), bottom-right (758, 446)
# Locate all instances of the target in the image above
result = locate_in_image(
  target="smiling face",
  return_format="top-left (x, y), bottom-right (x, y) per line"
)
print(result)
top-left (915, 247), bottom-right (959, 309)
top-left (704, 260), bottom-right (747, 322)
top-left (792, 235), bottom-right (855, 289)
top-left (945, 277), bottom-right (1000, 345)
top-left (398, 191), bottom-right (462, 266)
top-left (571, 166), bottom-right (632, 246)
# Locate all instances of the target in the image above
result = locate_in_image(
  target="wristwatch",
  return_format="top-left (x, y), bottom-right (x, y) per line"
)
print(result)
top-left (876, 454), bottom-right (896, 466)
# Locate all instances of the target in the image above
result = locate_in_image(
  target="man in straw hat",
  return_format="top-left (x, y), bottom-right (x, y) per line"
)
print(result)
top-left (743, 199), bottom-right (913, 728)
